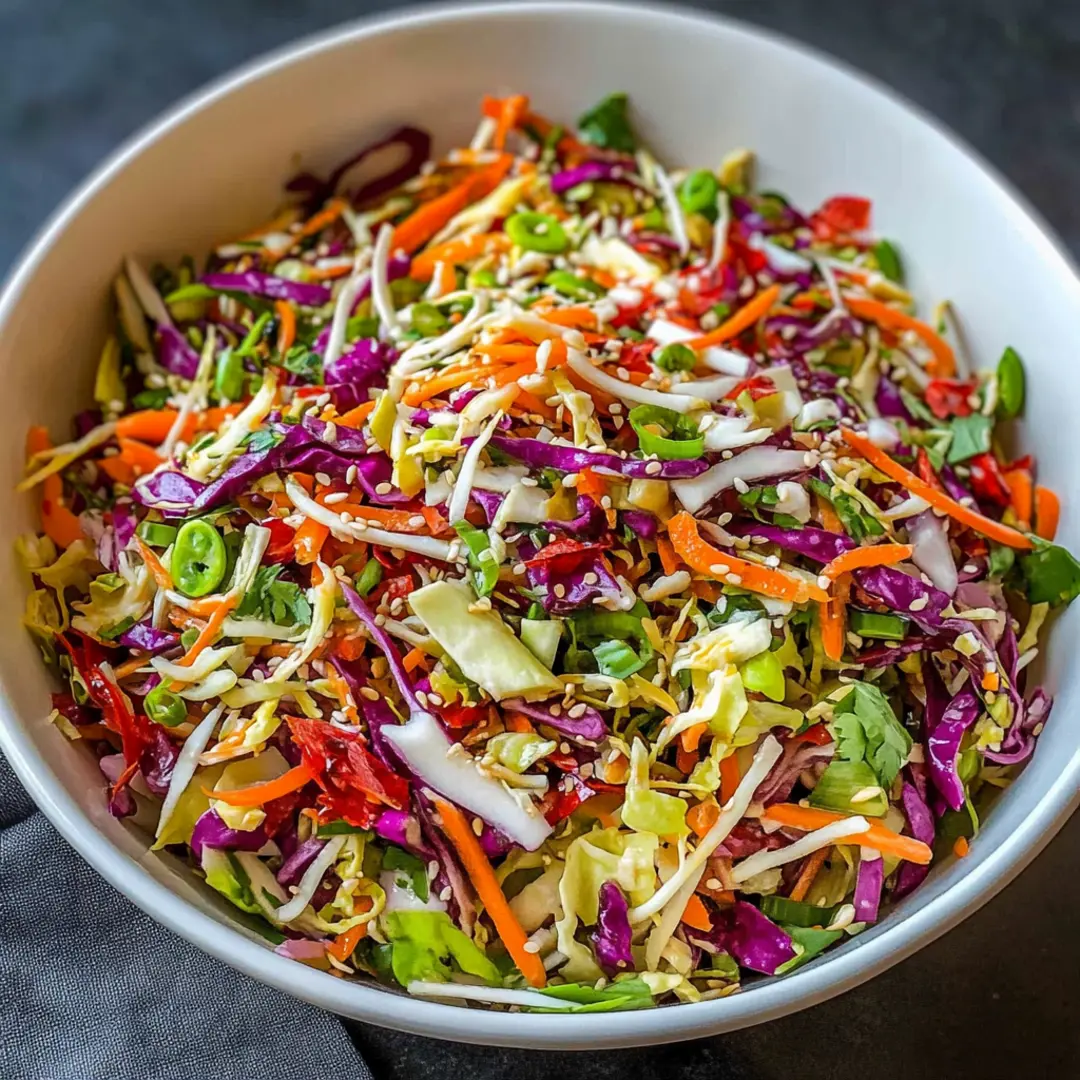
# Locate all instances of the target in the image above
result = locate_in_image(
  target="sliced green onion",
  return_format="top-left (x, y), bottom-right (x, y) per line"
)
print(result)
top-left (592, 639), bottom-right (644, 679)
top-left (453, 521), bottom-right (499, 597)
top-left (235, 311), bottom-right (272, 358)
top-left (171, 520), bottom-right (227, 598)
top-left (214, 349), bottom-right (245, 403)
top-left (760, 895), bottom-right (840, 928)
top-left (505, 211), bottom-right (568, 254)
top-left (654, 343), bottom-right (697, 373)
top-left (996, 346), bottom-right (1025, 420)
top-left (136, 521), bottom-right (178, 548)
top-left (628, 404), bottom-right (704, 461)
top-left (848, 609), bottom-right (909, 641)
top-left (543, 269), bottom-right (604, 301)
top-left (354, 558), bottom-right (383, 598)
top-left (679, 170), bottom-right (719, 218)
top-left (144, 683), bottom-right (189, 727)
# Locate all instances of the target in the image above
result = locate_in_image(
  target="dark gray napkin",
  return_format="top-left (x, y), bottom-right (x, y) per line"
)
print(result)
top-left (0, 751), bottom-right (372, 1080)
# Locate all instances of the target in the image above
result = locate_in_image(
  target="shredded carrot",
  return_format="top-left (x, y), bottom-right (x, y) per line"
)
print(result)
top-left (655, 535), bottom-right (680, 577)
top-left (668, 511), bottom-right (829, 603)
top-left (504, 711), bottom-right (536, 735)
top-left (135, 537), bottom-right (173, 589)
top-left (117, 437), bottom-right (163, 476)
top-left (818, 500), bottom-right (845, 534)
top-left (540, 306), bottom-right (599, 331)
top-left (679, 721), bottom-right (707, 756)
top-left (304, 262), bottom-right (353, 282)
top-left (1034, 485), bottom-right (1060, 542)
top-left (97, 456), bottom-right (135, 486)
top-left (683, 285), bottom-right (781, 351)
top-left (393, 156), bottom-right (513, 255)
top-left (719, 753), bottom-right (741, 806)
top-left (981, 670), bottom-right (1000, 691)
top-left (275, 299), bottom-right (297, 357)
top-left (326, 921), bottom-right (369, 962)
top-left (819, 596), bottom-right (846, 663)
top-left (687, 800), bottom-right (720, 839)
top-left (113, 653), bottom-right (151, 680)
top-left (337, 400), bottom-right (376, 428)
top-left (789, 846), bottom-right (831, 903)
top-left (680, 894), bottom-right (713, 932)
top-left (293, 518), bottom-right (329, 564)
top-left (1002, 468), bottom-right (1032, 529)
top-left (953, 836), bottom-right (970, 858)
top-left (690, 579), bottom-right (722, 604)
top-left (402, 646), bottom-right (428, 673)
top-left (26, 427), bottom-right (84, 549)
top-left (401, 361), bottom-right (498, 407)
top-left (839, 428), bottom-right (1033, 550)
top-left (115, 405), bottom-right (242, 445)
top-left (410, 233), bottom-right (511, 281)
top-left (295, 198), bottom-right (347, 241)
top-left (676, 741), bottom-right (699, 775)
top-left (205, 763), bottom-right (314, 807)
top-left (845, 295), bottom-right (955, 377)
top-left (431, 796), bottom-right (547, 988)
top-left (820, 543), bottom-right (914, 581)
top-left (763, 804), bottom-right (932, 865)
top-left (173, 596), bottom-right (237, 669)
top-left (493, 94), bottom-right (529, 151)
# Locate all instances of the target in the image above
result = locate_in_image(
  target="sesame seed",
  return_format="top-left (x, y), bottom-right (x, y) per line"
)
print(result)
top-left (315, 472), bottom-right (332, 486)
top-left (909, 596), bottom-right (929, 612)
top-left (727, 573), bottom-right (742, 585)
top-left (553, 584), bottom-right (566, 598)
top-left (439, 886), bottom-right (452, 902)
top-left (645, 460), bottom-right (663, 476)
top-left (345, 464), bottom-right (358, 484)
top-left (817, 575), bottom-right (831, 591)
top-left (323, 491), bottom-right (348, 505)
top-left (705, 878), bottom-right (722, 891)
top-left (408, 515), bottom-right (426, 528)
top-left (710, 563), bottom-right (730, 575)
top-left (568, 703), bottom-right (587, 718)
top-left (732, 477), bottom-right (749, 494)
top-left (375, 482), bottom-right (393, 495)
top-left (522, 941), bottom-right (541, 954)
top-left (582, 572), bottom-right (599, 586)
top-left (472, 817), bottom-right (484, 836)
top-left (360, 686), bottom-right (380, 701)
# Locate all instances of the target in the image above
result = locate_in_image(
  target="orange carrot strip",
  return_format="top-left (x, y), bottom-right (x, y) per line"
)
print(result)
top-left (981, 670), bottom-right (1000, 691)
top-left (1003, 468), bottom-right (1032, 529)
top-left (679, 722), bottom-right (707, 756)
top-left (26, 427), bottom-right (84, 549)
top-left (688, 800), bottom-right (720, 839)
top-left (393, 156), bottom-right (513, 255)
top-left (98, 456), bottom-right (136, 486)
top-left (327, 921), bottom-right (369, 962)
top-left (117, 437), bottom-right (163, 476)
top-left (819, 597), bottom-right (846, 663)
top-left (820, 543), bottom-right (914, 581)
top-left (719, 753), bottom-right (741, 806)
top-left (305, 263), bottom-right (353, 282)
top-left (540, 306), bottom-right (599, 331)
top-left (275, 299), bottom-right (297, 357)
top-left (655, 535), bottom-right (680, 577)
top-left (680, 894), bottom-right (713, 932)
top-left (683, 285), bottom-right (782, 351)
top-left (953, 836), bottom-right (970, 858)
top-left (402, 646), bottom-right (428, 673)
top-left (839, 428), bottom-right (1033, 550)
top-left (504, 711), bottom-right (536, 735)
top-left (789, 846), bottom-right (831, 903)
top-left (337, 400), bottom-right (376, 428)
top-left (206, 763), bottom-right (315, 807)
top-left (135, 537), bottom-right (173, 589)
top-left (669, 511), bottom-right (829, 603)
top-left (493, 94), bottom-right (529, 151)
top-left (431, 796), bottom-right (547, 988)
top-left (401, 362), bottom-right (494, 407)
top-left (295, 198), bottom-right (347, 241)
top-left (294, 518), bottom-right (329, 564)
top-left (845, 295), bottom-right (956, 377)
top-left (113, 653), bottom-right (151, 680)
top-left (473, 344), bottom-right (538, 363)
top-left (1034, 485), bottom-right (1060, 542)
top-left (115, 405), bottom-right (242, 445)
top-left (763, 804), bottom-right (932, 865)
top-left (411, 233), bottom-right (511, 281)
top-left (173, 597), bottom-right (237, 669)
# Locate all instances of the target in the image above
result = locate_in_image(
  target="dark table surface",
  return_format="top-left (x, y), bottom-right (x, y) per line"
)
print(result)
top-left (3, 1), bottom-right (1078, 1076)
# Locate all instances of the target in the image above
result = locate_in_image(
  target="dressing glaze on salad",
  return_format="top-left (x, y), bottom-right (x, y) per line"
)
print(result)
top-left (19, 92), bottom-right (1080, 1011)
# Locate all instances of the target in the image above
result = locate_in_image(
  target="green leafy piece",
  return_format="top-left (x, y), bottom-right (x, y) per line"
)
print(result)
top-left (593, 638), bottom-right (645, 679)
top-left (576, 92), bottom-right (636, 153)
top-left (281, 344), bottom-right (322, 381)
top-left (235, 565), bottom-right (312, 627)
top-left (345, 314), bottom-right (380, 341)
top-left (946, 413), bottom-right (993, 464)
top-left (452, 521), bottom-right (499, 597)
top-left (202, 850), bottom-right (261, 915)
top-left (544, 269), bottom-right (604, 301)
top-left (242, 428), bottom-right (284, 454)
top-left (536, 977), bottom-right (655, 1012)
top-left (775, 926), bottom-right (844, 974)
top-left (995, 346), bottom-right (1025, 419)
top-left (832, 493), bottom-right (884, 541)
top-left (382, 910), bottom-right (500, 987)
top-left (872, 240), bottom-right (904, 283)
top-left (136, 521), bottom-right (177, 548)
top-left (988, 542), bottom-right (1016, 580)
top-left (809, 759), bottom-right (888, 816)
top-left (383, 846), bottom-right (430, 903)
top-left (411, 301), bottom-right (450, 337)
top-left (738, 650), bottom-right (785, 702)
top-left (1020, 538), bottom-right (1080, 607)
top-left (132, 387), bottom-right (172, 410)
top-left (214, 348), bottom-right (245, 403)
top-left (316, 820), bottom-right (369, 837)
top-left (678, 170), bottom-right (720, 220)
top-left (830, 683), bottom-right (912, 790)
top-left (628, 404), bottom-right (703, 460)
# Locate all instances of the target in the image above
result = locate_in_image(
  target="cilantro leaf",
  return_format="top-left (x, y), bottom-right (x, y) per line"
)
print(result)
top-left (946, 413), bottom-right (993, 464)
top-left (830, 683), bottom-right (912, 789)
top-left (235, 565), bottom-right (312, 627)
top-left (281, 344), bottom-right (323, 382)
top-left (243, 428), bottom-right (284, 454)
top-left (576, 93), bottom-right (637, 153)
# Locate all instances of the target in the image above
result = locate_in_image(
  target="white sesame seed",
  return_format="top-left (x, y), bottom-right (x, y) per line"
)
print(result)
top-left (710, 563), bottom-right (730, 575)
top-left (375, 482), bottom-right (393, 495)
top-left (732, 477), bottom-right (749, 494)
top-left (360, 686), bottom-right (380, 701)
top-left (909, 596), bottom-right (929, 612)
top-left (345, 464), bottom-right (358, 485)
top-left (522, 941), bottom-right (541, 954)
top-left (323, 491), bottom-right (349, 504)
top-left (315, 472), bottom-right (332, 486)
top-left (645, 460), bottom-right (663, 476)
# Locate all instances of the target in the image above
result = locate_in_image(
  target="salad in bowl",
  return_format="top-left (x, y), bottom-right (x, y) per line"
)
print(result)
top-left (17, 91), bottom-right (1080, 1012)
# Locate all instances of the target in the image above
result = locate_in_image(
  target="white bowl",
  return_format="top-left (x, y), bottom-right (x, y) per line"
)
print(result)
top-left (2, 0), bottom-right (1078, 1049)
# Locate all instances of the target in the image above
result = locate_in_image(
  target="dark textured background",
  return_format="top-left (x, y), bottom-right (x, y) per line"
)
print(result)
top-left (2, 1), bottom-right (1078, 1076)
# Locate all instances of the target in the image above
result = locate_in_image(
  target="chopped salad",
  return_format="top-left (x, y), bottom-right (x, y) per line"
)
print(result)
top-left (18, 91), bottom-right (1080, 1011)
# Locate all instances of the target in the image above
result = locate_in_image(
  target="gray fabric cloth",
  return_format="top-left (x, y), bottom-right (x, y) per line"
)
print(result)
top-left (0, 751), bottom-right (372, 1080)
